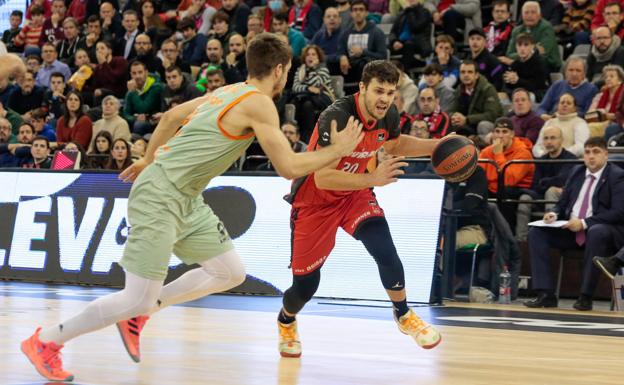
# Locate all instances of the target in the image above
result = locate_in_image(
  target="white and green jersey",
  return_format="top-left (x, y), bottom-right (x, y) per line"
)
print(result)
top-left (155, 83), bottom-right (259, 196)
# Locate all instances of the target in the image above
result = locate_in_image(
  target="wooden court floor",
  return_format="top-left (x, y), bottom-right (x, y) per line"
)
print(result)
top-left (0, 284), bottom-right (622, 385)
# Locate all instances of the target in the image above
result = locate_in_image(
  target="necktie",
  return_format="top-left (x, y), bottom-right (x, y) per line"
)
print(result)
top-left (575, 174), bottom-right (596, 246)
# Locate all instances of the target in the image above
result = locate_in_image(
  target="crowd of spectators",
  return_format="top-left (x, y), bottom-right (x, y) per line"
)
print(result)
top-left (1, 0), bottom-right (624, 308)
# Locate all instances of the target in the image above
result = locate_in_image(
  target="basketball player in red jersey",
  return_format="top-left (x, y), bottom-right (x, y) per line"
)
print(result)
top-left (277, 60), bottom-right (443, 357)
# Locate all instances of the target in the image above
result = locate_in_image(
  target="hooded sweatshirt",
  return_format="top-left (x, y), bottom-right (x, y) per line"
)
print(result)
top-left (479, 136), bottom-right (535, 193)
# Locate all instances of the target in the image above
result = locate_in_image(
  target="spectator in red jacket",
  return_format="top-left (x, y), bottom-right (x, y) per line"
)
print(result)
top-left (55, 90), bottom-right (92, 150)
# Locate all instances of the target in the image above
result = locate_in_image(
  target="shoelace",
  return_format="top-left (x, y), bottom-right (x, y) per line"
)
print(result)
top-left (279, 324), bottom-right (298, 342)
top-left (403, 314), bottom-right (427, 334)
top-left (40, 343), bottom-right (64, 372)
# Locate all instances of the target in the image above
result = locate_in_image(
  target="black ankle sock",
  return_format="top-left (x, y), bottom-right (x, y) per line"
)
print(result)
top-left (392, 300), bottom-right (409, 319)
top-left (278, 308), bottom-right (296, 324)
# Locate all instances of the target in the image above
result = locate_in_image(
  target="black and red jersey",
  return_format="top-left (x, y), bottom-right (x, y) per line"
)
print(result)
top-left (286, 93), bottom-right (401, 207)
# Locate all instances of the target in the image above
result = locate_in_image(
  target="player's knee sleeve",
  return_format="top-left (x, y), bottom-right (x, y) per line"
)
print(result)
top-left (199, 249), bottom-right (247, 288)
top-left (355, 218), bottom-right (405, 291)
top-left (283, 269), bottom-right (321, 314)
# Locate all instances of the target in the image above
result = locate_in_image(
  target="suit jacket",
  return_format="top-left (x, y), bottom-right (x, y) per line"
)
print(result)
top-left (554, 163), bottom-right (624, 230)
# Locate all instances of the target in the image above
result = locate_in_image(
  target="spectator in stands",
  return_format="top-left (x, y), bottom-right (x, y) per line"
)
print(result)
top-left (502, 1), bottom-right (561, 73)
top-left (8, 70), bottom-right (45, 120)
top-left (246, 14), bottom-right (264, 41)
top-left (2, 10), bottom-right (23, 53)
top-left (140, 0), bottom-right (170, 36)
top-left (179, 17), bottom-right (208, 67)
top-left (0, 118), bottom-right (16, 144)
top-left (207, 11), bottom-right (234, 53)
top-left (91, 95), bottom-right (131, 152)
top-left (394, 90), bottom-right (416, 134)
top-left (56, 90), bottom-right (93, 149)
top-left (290, 45), bottom-right (334, 142)
top-left (221, 0), bottom-right (251, 36)
top-left (425, 0), bottom-right (480, 44)
top-left (484, 0), bottom-right (514, 57)
top-left (408, 118), bottom-right (429, 138)
top-left (77, 15), bottom-right (104, 62)
top-left (395, 62), bottom-right (419, 115)
top-left (14, 5), bottom-right (45, 54)
top-left (480, 117), bottom-right (535, 229)
top-left (420, 63), bottom-right (454, 112)
top-left (115, 10), bottom-right (141, 60)
top-left (36, 42), bottom-right (71, 88)
top-left (0, 101), bottom-right (24, 138)
top-left (26, 0), bottom-right (52, 21)
top-left (197, 67), bottom-right (226, 93)
top-left (601, 2), bottom-right (624, 41)
top-left (554, 0), bottom-right (594, 53)
top-left (60, 141), bottom-right (86, 169)
top-left (223, 34), bottom-right (248, 84)
top-left (286, 0), bottom-right (321, 40)
top-left (67, 0), bottom-right (87, 24)
top-left (203, 38), bottom-right (225, 68)
top-left (587, 65), bottom-right (624, 138)
top-left (99, 2), bottom-right (124, 42)
top-left (467, 28), bottom-right (504, 91)
top-left (415, 87), bottom-right (452, 138)
top-left (388, 0), bottom-right (432, 72)
top-left (123, 60), bottom-right (163, 136)
top-left (105, 138), bottom-right (133, 170)
top-left (525, 137), bottom-right (624, 311)
top-left (39, 0), bottom-right (67, 46)
top-left (538, 56), bottom-right (598, 119)
top-left (30, 108), bottom-right (57, 141)
top-left (159, 66), bottom-right (201, 115)
top-left (68, 49), bottom-right (94, 93)
top-left (42, 72), bottom-right (67, 123)
top-left (131, 137), bottom-right (147, 160)
top-left (21, 136), bottom-right (51, 169)
top-left (337, 1), bottom-right (387, 84)
top-left (534, 93), bottom-right (590, 158)
top-left (311, 7), bottom-right (343, 75)
top-left (17, 122), bottom-right (35, 144)
top-left (262, 0), bottom-right (289, 32)
top-left (134, 33), bottom-right (165, 79)
top-left (91, 40), bottom-right (129, 100)
top-left (87, 130), bottom-right (113, 169)
top-left (272, 12), bottom-right (306, 57)
top-left (516, 125), bottom-right (576, 241)
top-left (25, 55), bottom-right (42, 74)
top-left (282, 122), bottom-right (308, 152)
top-left (160, 39), bottom-right (191, 75)
top-left (503, 33), bottom-right (548, 101)
top-left (509, 88), bottom-right (544, 145)
top-left (425, 35), bottom-right (460, 89)
top-left (586, 26), bottom-right (624, 86)
top-left (57, 18), bottom-right (81, 64)
top-left (450, 60), bottom-right (503, 141)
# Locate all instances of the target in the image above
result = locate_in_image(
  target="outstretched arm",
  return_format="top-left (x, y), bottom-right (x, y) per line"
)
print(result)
top-left (383, 134), bottom-right (439, 157)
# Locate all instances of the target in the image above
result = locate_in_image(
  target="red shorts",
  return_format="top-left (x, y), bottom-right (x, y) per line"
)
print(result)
top-left (290, 189), bottom-right (385, 275)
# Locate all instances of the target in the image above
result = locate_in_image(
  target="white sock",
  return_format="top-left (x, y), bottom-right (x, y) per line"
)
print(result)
top-left (39, 272), bottom-right (163, 345)
top-left (148, 249), bottom-right (246, 315)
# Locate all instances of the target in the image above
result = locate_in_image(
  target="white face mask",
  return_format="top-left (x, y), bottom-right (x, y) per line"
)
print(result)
top-left (268, 0), bottom-right (282, 11)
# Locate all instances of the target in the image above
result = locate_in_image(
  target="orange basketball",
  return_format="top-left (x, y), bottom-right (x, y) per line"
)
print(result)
top-left (431, 135), bottom-right (478, 183)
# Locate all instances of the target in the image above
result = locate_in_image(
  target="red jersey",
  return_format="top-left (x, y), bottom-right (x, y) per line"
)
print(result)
top-left (287, 93), bottom-right (401, 207)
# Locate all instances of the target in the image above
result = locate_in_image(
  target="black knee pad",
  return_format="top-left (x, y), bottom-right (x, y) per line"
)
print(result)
top-left (283, 269), bottom-right (321, 314)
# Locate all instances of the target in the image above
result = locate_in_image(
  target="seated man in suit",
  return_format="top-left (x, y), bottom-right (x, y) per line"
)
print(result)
top-left (524, 137), bottom-right (624, 311)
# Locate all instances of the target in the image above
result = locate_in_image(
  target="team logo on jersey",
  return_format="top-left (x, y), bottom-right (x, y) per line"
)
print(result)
top-left (377, 132), bottom-right (386, 142)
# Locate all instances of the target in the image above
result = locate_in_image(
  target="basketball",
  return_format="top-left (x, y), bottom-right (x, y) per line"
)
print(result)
top-left (431, 135), bottom-right (478, 183)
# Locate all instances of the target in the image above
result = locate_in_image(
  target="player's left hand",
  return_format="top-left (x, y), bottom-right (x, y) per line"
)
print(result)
top-left (119, 158), bottom-right (149, 183)
top-left (330, 116), bottom-right (364, 157)
top-left (563, 218), bottom-right (584, 232)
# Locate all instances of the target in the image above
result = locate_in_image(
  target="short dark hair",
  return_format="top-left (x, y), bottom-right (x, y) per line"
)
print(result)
top-left (206, 68), bottom-right (225, 78)
top-left (30, 5), bottom-right (44, 16)
top-left (585, 136), bottom-right (608, 150)
top-left (246, 33), bottom-right (292, 79)
top-left (11, 10), bottom-right (23, 18)
top-left (515, 32), bottom-right (535, 45)
top-left (212, 11), bottom-right (230, 25)
top-left (31, 108), bottom-right (47, 120)
top-left (166, 65), bottom-right (182, 75)
top-left (272, 11), bottom-right (289, 23)
top-left (26, 55), bottom-right (42, 64)
top-left (605, 1), bottom-right (622, 12)
top-left (423, 63), bottom-right (443, 76)
top-left (87, 15), bottom-right (101, 24)
top-left (177, 17), bottom-right (196, 31)
top-left (435, 34), bottom-right (455, 49)
top-left (50, 72), bottom-right (65, 81)
top-left (361, 60), bottom-right (400, 87)
top-left (350, 0), bottom-right (368, 10)
top-left (33, 135), bottom-right (50, 148)
top-left (130, 60), bottom-right (147, 71)
top-left (460, 59), bottom-right (478, 71)
top-left (492, 0), bottom-right (510, 10)
top-left (19, 122), bottom-right (35, 134)
top-left (123, 9), bottom-right (139, 19)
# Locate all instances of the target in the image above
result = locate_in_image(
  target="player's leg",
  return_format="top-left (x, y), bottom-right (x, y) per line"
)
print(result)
top-left (277, 206), bottom-right (340, 357)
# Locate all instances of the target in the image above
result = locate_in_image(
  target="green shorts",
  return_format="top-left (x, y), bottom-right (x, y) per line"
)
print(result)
top-left (118, 163), bottom-right (234, 281)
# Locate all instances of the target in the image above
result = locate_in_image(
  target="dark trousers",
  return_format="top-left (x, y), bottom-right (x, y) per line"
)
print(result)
top-left (528, 224), bottom-right (624, 296)
top-left (389, 41), bottom-right (431, 72)
top-left (440, 9), bottom-right (466, 43)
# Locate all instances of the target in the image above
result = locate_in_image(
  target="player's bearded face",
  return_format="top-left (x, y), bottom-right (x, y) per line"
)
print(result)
top-left (272, 61), bottom-right (292, 99)
top-left (361, 79), bottom-right (396, 120)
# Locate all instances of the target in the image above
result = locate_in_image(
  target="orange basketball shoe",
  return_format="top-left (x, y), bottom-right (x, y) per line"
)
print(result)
top-left (116, 315), bottom-right (150, 362)
top-left (21, 327), bottom-right (74, 382)
top-left (396, 309), bottom-right (442, 349)
top-left (278, 321), bottom-right (302, 358)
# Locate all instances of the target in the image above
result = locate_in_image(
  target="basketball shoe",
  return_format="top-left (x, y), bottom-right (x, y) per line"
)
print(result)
top-left (21, 327), bottom-right (74, 382)
top-left (278, 321), bottom-right (302, 358)
top-left (395, 309), bottom-right (442, 349)
top-left (117, 315), bottom-right (150, 362)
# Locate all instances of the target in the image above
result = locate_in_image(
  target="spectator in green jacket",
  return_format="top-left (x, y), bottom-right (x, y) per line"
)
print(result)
top-left (123, 60), bottom-right (163, 136)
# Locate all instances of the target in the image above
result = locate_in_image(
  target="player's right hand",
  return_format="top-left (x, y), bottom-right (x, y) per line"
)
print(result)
top-left (543, 212), bottom-right (557, 224)
top-left (371, 156), bottom-right (409, 186)
top-left (330, 116), bottom-right (364, 157)
top-left (119, 158), bottom-right (149, 183)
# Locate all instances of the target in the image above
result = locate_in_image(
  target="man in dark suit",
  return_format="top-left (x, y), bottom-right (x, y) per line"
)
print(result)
top-left (113, 9), bottom-right (140, 60)
top-left (524, 137), bottom-right (624, 311)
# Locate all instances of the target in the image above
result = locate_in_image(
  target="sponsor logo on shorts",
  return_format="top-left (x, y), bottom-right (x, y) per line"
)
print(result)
top-left (351, 211), bottom-right (372, 230)
top-left (294, 255), bottom-right (329, 274)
